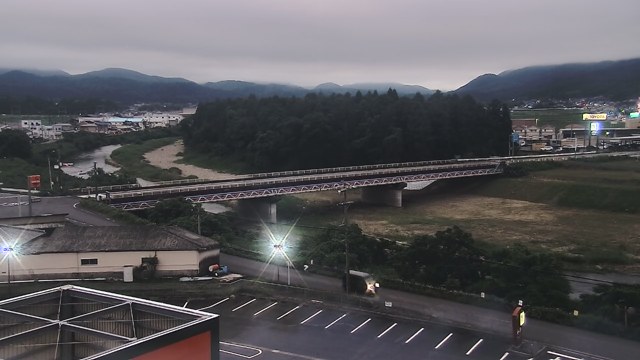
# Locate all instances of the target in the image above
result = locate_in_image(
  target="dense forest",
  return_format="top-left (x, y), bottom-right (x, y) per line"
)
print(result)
top-left (181, 91), bottom-right (512, 171)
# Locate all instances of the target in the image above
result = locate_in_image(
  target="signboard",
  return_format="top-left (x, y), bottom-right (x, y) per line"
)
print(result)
top-left (582, 113), bottom-right (607, 121)
top-left (27, 175), bottom-right (41, 190)
top-left (630, 112), bottom-right (640, 118)
top-left (590, 122), bottom-right (601, 135)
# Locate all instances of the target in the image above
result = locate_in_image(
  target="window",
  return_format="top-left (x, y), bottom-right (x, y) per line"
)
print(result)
top-left (81, 258), bottom-right (98, 266)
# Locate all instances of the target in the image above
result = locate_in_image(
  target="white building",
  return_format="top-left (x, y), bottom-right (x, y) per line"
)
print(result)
top-left (0, 224), bottom-right (220, 281)
top-left (142, 113), bottom-right (184, 128)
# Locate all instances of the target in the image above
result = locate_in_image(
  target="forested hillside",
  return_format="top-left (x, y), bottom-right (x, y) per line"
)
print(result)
top-left (180, 91), bottom-right (512, 171)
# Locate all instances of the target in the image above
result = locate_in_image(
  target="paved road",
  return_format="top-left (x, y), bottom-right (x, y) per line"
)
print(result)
top-left (221, 254), bottom-right (640, 360)
top-left (0, 193), bottom-right (117, 226)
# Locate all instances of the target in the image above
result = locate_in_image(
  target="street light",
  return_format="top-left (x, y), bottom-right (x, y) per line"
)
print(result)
top-left (338, 186), bottom-right (354, 293)
top-left (2, 247), bottom-right (13, 284)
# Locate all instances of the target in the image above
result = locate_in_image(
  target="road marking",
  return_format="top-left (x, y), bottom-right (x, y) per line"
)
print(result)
top-left (198, 297), bottom-right (230, 311)
top-left (350, 318), bottom-right (371, 334)
top-left (465, 338), bottom-right (483, 355)
top-left (232, 298), bottom-right (256, 312)
top-left (254, 302), bottom-right (278, 316)
top-left (434, 333), bottom-right (453, 349)
top-left (377, 322), bottom-right (397, 338)
top-left (277, 305), bottom-right (300, 320)
top-left (547, 351), bottom-right (584, 360)
top-left (325, 313), bottom-right (347, 329)
top-left (300, 310), bottom-right (323, 324)
top-left (499, 352), bottom-right (509, 360)
top-left (220, 342), bottom-right (262, 359)
top-left (405, 327), bottom-right (424, 344)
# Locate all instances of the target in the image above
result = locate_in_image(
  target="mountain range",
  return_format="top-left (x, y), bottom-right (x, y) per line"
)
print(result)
top-left (0, 57), bottom-right (638, 104)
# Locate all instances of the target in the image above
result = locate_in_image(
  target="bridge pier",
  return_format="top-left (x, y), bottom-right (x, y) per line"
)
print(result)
top-left (361, 183), bottom-right (406, 207)
top-left (237, 198), bottom-right (279, 223)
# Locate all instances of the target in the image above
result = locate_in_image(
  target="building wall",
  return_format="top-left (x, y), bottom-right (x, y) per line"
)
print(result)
top-left (2, 250), bottom-right (203, 281)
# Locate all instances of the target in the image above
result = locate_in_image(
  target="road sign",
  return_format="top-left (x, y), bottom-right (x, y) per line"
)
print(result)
top-left (28, 175), bottom-right (41, 190)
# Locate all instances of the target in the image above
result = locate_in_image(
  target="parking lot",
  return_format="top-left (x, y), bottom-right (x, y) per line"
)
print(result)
top-left (186, 294), bottom-right (577, 360)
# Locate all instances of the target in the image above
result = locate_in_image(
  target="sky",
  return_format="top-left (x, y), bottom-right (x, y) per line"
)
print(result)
top-left (1, 0), bottom-right (639, 90)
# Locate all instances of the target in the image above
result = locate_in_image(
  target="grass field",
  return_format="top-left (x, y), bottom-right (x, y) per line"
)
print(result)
top-left (289, 157), bottom-right (640, 272)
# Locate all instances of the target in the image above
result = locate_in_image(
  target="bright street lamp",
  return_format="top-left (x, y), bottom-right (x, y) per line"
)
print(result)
top-left (2, 247), bottom-right (13, 284)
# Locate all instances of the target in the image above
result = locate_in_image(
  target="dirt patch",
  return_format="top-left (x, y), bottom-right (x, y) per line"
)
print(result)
top-left (143, 140), bottom-right (240, 180)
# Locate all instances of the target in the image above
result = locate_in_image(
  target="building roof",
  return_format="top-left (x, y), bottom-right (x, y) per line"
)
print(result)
top-left (0, 285), bottom-right (218, 360)
top-left (12, 224), bottom-right (218, 254)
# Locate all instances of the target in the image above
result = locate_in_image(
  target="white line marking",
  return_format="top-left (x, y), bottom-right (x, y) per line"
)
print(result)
top-left (254, 302), bottom-right (278, 316)
top-left (499, 352), bottom-right (509, 360)
top-left (325, 313), bottom-right (347, 329)
top-left (300, 310), bottom-right (323, 324)
top-left (232, 298), bottom-right (256, 312)
top-left (350, 318), bottom-right (371, 334)
top-left (405, 327), bottom-right (424, 344)
top-left (547, 351), bottom-right (584, 360)
top-left (198, 297), bottom-right (229, 311)
top-left (377, 322), bottom-right (397, 338)
top-left (466, 338), bottom-right (483, 355)
top-left (434, 333), bottom-right (453, 349)
top-left (220, 341), bottom-right (263, 359)
top-left (277, 305), bottom-right (300, 320)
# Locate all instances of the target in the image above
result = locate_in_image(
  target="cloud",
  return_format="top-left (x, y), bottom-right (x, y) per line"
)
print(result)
top-left (1, 0), bottom-right (639, 90)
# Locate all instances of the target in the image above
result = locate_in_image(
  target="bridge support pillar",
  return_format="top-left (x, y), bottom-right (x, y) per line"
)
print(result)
top-left (361, 184), bottom-right (406, 207)
top-left (237, 198), bottom-right (279, 223)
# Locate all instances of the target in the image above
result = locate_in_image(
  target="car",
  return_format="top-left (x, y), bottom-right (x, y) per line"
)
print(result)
top-left (540, 146), bottom-right (554, 151)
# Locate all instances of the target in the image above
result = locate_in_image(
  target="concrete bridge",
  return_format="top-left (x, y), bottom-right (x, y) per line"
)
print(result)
top-left (98, 151), bottom-right (609, 221)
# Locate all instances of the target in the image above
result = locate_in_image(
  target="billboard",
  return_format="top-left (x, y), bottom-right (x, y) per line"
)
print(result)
top-left (630, 112), bottom-right (639, 118)
top-left (582, 113), bottom-right (607, 121)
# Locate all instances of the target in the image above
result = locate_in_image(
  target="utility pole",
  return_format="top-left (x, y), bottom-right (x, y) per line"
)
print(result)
top-left (338, 186), bottom-right (354, 293)
top-left (93, 161), bottom-right (98, 200)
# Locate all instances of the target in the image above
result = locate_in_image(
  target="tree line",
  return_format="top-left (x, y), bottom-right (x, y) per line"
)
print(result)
top-left (181, 91), bottom-right (512, 171)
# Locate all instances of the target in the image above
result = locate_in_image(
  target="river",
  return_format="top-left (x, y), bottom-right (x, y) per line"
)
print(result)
top-left (60, 144), bottom-right (122, 178)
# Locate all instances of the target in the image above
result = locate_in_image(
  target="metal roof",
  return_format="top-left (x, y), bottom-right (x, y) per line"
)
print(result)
top-left (0, 285), bottom-right (218, 359)
top-left (14, 224), bottom-right (219, 254)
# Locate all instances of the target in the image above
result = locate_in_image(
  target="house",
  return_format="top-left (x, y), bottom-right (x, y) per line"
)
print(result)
top-left (0, 224), bottom-right (220, 281)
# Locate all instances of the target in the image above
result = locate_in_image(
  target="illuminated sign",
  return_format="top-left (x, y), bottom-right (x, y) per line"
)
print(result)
top-left (590, 122), bottom-right (600, 132)
top-left (582, 113), bottom-right (607, 121)
top-left (630, 112), bottom-right (640, 118)
top-left (519, 310), bottom-right (526, 326)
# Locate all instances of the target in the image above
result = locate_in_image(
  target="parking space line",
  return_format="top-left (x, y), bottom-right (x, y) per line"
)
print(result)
top-left (325, 313), bottom-right (347, 329)
top-left (301, 310), bottom-right (323, 324)
top-left (377, 322), bottom-right (397, 338)
top-left (232, 299), bottom-right (257, 312)
top-left (404, 327), bottom-right (424, 344)
top-left (465, 339), bottom-right (483, 356)
top-left (254, 302), bottom-right (278, 316)
top-left (277, 305), bottom-right (301, 320)
top-left (350, 318), bottom-right (371, 334)
top-left (547, 350), bottom-right (583, 360)
top-left (220, 341), bottom-right (262, 359)
top-left (198, 297), bottom-right (229, 311)
top-left (434, 333), bottom-right (453, 349)
top-left (499, 352), bottom-right (509, 360)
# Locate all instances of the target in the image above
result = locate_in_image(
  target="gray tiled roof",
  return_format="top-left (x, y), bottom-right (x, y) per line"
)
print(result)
top-left (17, 224), bottom-right (218, 254)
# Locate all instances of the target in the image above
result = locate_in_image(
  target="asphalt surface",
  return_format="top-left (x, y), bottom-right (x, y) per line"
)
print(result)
top-left (0, 193), bottom-right (118, 226)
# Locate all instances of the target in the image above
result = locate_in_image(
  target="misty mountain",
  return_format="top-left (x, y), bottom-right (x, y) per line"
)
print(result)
top-left (76, 68), bottom-right (193, 84)
top-left (313, 82), bottom-right (434, 96)
top-left (0, 68), bottom-right (70, 77)
top-left (203, 80), bottom-right (309, 97)
top-left (455, 58), bottom-right (640, 101)
top-left (0, 70), bottom-right (224, 104)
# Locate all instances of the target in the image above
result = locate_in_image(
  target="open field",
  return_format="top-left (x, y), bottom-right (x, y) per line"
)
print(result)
top-left (291, 158), bottom-right (640, 273)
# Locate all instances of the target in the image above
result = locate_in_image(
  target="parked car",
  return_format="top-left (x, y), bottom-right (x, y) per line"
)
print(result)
top-left (540, 146), bottom-right (554, 151)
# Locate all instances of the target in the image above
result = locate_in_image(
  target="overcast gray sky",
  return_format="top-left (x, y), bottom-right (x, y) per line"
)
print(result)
top-left (2, 0), bottom-right (638, 90)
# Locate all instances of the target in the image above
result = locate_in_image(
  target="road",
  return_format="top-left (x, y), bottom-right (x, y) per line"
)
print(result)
top-left (0, 193), bottom-right (117, 226)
